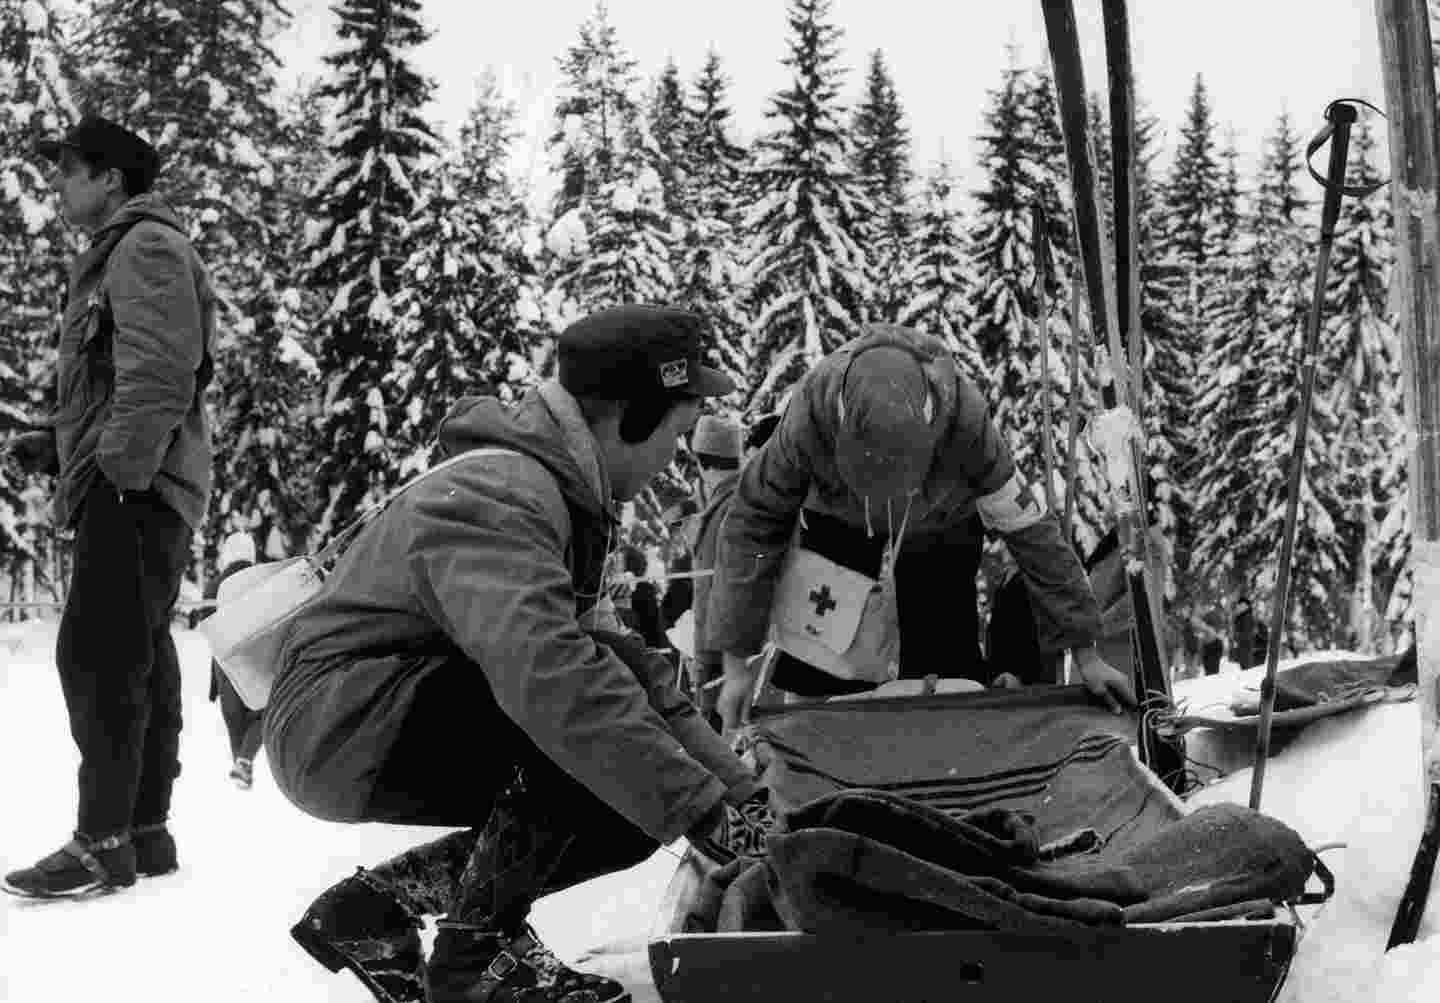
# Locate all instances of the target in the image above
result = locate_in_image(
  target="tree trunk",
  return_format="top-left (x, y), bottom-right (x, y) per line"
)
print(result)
top-left (1377, 0), bottom-right (1440, 806)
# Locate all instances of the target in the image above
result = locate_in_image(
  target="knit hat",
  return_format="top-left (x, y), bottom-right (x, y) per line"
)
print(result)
top-left (692, 415), bottom-right (742, 467)
top-left (834, 346), bottom-right (938, 510)
top-left (218, 532), bottom-right (257, 571)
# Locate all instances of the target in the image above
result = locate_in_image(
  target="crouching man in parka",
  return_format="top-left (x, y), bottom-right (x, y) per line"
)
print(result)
top-left (264, 306), bottom-right (763, 1003)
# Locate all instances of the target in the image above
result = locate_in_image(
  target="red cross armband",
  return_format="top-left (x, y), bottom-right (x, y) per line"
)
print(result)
top-left (975, 470), bottom-right (1047, 534)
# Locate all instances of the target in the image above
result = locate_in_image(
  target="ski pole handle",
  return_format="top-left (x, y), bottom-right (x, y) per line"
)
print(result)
top-left (1318, 102), bottom-right (1358, 239)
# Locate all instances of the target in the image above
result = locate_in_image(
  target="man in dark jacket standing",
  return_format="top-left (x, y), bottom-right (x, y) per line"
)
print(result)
top-left (710, 325), bottom-right (1135, 731)
top-left (266, 306), bottom-right (762, 1003)
top-left (4, 117), bottom-right (214, 898)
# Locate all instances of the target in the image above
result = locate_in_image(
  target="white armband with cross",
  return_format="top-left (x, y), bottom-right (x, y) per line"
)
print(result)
top-left (975, 470), bottom-right (1047, 534)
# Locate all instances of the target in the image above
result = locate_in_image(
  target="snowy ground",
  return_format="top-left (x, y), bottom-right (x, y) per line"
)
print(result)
top-left (0, 621), bottom-right (672, 1003)
top-left (3, 622), bottom-right (1438, 1002)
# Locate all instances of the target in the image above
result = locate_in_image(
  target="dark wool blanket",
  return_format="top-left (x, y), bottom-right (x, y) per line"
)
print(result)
top-left (1229, 649), bottom-right (1416, 716)
top-left (687, 687), bottom-right (1325, 937)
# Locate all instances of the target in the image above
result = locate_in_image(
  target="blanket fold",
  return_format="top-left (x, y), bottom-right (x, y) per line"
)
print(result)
top-left (687, 690), bottom-right (1326, 938)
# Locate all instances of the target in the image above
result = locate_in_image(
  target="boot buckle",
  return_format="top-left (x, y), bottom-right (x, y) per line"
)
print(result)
top-left (485, 949), bottom-right (521, 982)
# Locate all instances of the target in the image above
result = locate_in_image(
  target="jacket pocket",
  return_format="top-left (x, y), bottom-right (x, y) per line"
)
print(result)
top-left (53, 302), bottom-right (109, 426)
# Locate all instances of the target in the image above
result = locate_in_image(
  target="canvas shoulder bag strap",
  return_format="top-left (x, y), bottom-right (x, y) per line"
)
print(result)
top-left (310, 446), bottom-right (526, 568)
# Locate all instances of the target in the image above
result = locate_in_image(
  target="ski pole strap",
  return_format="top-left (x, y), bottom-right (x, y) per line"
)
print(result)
top-left (1305, 98), bottom-right (1388, 196)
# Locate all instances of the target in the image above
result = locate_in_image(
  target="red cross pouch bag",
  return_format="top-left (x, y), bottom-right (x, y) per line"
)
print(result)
top-left (765, 495), bottom-right (904, 686)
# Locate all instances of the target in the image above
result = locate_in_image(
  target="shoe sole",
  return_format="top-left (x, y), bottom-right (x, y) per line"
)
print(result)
top-left (289, 921), bottom-right (422, 1003)
top-left (1, 877), bottom-right (133, 900)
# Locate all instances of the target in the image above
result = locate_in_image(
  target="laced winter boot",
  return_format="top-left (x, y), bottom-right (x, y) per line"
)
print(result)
top-left (426, 922), bottom-right (629, 1003)
top-left (424, 777), bottom-right (630, 1003)
top-left (290, 829), bottom-right (476, 1003)
top-left (132, 822), bottom-right (179, 878)
top-left (2, 832), bottom-right (137, 898)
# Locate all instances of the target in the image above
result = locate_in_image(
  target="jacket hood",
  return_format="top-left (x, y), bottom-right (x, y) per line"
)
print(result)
top-left (96, 194), bottom-right (187, 242)
top-left (435, 381), bottom-right (615, 522)
top-left (838, 324), bottom-right (962, 417)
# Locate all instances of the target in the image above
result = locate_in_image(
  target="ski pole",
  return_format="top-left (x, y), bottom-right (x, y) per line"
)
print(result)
top-left (1249, 100), bottom-right (1365, 811)
top-left (1063, 279), bottom-right (1083, 538)
top-left (1034, 205), bottom-right (1058, 512)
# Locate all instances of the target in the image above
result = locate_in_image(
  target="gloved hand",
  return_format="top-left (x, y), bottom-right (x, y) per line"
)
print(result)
top-left (724, 786), bottom-right (775, 857)
top-left (685, 800), bottom-right (727, 845)
top-left (6, 429), bottom-right (58, 477)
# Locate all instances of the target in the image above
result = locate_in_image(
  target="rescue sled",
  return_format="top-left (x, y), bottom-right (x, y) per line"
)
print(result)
top-left (647, 685), bottom-right (1307, 1003)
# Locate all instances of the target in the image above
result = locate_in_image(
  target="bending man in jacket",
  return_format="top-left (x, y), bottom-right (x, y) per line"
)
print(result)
top-left (709, 324), bottom-right (1135, 732)
top-left (265, 306), bottom-right (761, 1003)
top-left (4, 116), bottom-right (214, 898)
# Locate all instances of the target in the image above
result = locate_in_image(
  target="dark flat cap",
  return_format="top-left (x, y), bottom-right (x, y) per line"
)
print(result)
top-left (558, 305), bottom-right (735, 400)
top-left (36, 115), bottom-right (161, 192)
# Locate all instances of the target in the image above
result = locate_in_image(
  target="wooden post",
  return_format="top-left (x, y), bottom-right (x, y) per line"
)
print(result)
top-left (1375, 0), bottom-right (1440, 948)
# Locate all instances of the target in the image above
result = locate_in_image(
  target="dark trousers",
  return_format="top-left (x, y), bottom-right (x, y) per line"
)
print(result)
top-left (215, 664), bottom-right (264, 763)
top-left (361, 652), bottom-right (657, 920)
top-left (57, 479), bottom-right (192, 839)
top-left (772, 512), bottom-right (987, 698)
top-left (894, 515), bottom-right (985, 680)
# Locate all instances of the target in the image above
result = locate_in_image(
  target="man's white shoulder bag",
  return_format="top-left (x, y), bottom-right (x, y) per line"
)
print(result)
top-left (199, 448), bottom-right (520, 711)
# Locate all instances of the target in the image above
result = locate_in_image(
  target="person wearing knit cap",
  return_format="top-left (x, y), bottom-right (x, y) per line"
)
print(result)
top-left (673, 414), bottom-right (744, 727)
top-left (197, 532), bottom-right (264, 790)
top-left (707, 324), bottom-right (1135, 733)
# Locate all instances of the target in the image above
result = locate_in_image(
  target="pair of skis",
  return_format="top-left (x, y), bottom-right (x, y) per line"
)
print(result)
top-left (1038, 0), bottom-right (1183, 790)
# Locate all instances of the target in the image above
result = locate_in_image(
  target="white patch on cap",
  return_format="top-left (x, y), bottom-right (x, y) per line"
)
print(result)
top-left (659, 358), bottom-right (689, 388)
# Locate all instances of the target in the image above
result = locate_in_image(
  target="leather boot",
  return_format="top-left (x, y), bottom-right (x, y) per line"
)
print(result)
top-left (424, 775), bottom-right (630, 1003)
top-left (291, 829), bottom-right (476, 1003)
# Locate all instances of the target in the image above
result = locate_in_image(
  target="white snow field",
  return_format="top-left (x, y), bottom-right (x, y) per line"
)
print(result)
top-left (2, 621), bottom-right (1438, 1002)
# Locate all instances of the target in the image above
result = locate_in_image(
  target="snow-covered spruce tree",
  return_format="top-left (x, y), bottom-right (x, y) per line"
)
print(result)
top-left (205, 84), bottom-right (328, 564)
top-left (1242, 113), bottom-right (1346, 648)
top-left (1132, 106), bottom-right (1189, 600)
top-left (966, 55), bottom-right (1104, 555)
top-left (1193, 114), bottom-right (1344, 648)
top-left (850, 49), bottom-right (912, 322)
top-left (669, 49), bottom-right (750, 390)
top-left (897, 161), bottom-right (984, 385)
top-left (302, 0), bottom-right (440, 539)
top-left (1321, 120), bottom-right (1404, 648)
top-left (552, 119), bottom-right (677, 314)
top-left (647, 57), bottom-right (688, 203)
top-left (741, 0), bottom-right (874, 413)
top-left (542, 2), bottom-right (676, 331)
top-left (1181, 131), bottom-right (1245, 636)
top-left (387, 74), bottom-right (541, 472)
top-left (547, 1), bottom-right (639, 225)
top-left (0, 0), bottom-right (77, 608)
top-left (75, 1), bottom-right (291, 308)
top-left (1152, 76), bottom-right (1222, 611)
